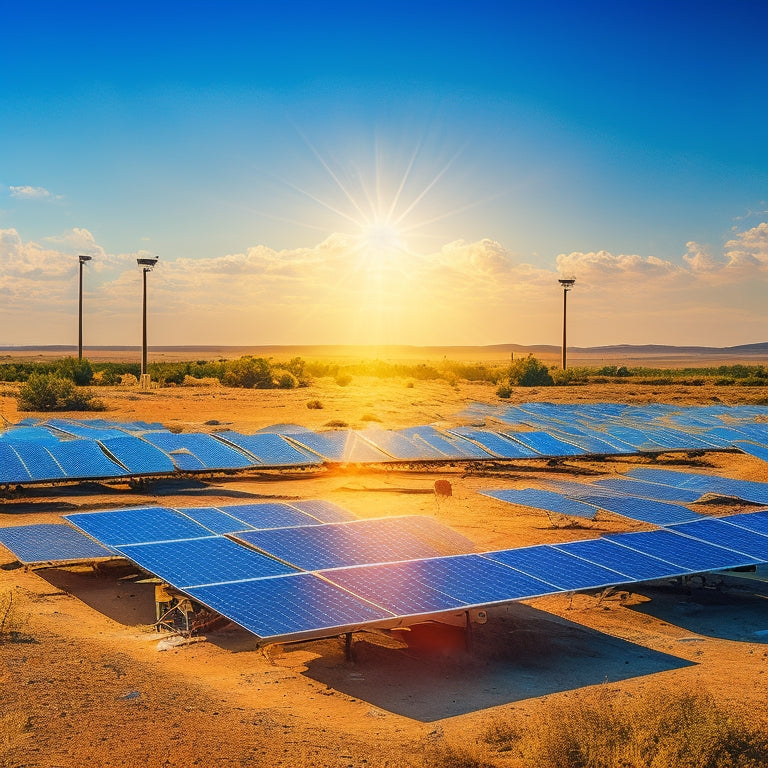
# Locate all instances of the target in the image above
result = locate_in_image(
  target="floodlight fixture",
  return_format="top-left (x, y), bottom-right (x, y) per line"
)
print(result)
top-left (558, 276), bottom-right (576, 370)
top-left (77, 254), bottom-right (93, 359)
top-left (137, 256), bottom-right (160, 376)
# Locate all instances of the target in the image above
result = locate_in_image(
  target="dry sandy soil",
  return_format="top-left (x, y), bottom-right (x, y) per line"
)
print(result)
top-left (1, 375), bottom-right (768, 767)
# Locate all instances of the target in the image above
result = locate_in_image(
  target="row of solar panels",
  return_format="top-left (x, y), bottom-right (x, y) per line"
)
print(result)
top-left (483, 467), bottom-right (768, 526)
top-left (1, 502), bottom-right (764, 644)
top-left (4, 401), bottom-right (768, 485)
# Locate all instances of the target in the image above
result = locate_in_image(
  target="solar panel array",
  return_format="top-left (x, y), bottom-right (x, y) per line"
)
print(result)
top-left (3, 503), bottom-right (767, 644)
top-left (4, 401), bottom-right (768, 484)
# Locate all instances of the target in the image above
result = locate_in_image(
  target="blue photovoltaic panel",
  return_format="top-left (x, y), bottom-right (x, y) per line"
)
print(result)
top-left (625, 467), bottom-right (712, 490)
top-left (99, 435), bottom-right (176, 474)
top-left (0, 443), bottom-right (32, 483)
top-left (359, 428), bottom-right (444, 461)
top-left (592, 478), bottom-right (702, 503)
top-left (573, 495), bottom-right (702, 525)
top-left (143, 433), bottom-right (254, 470)
top-left (552, 538), bottom-right (685, 581)
top-left (324, 554), bottom-right (557, 613)
top-left (233, 518), bottom-right (444, 570)
top-left (167, 450), bottom-right (207, 471)
top-left (734, 441), bottom-right (768, 463)
top-left (546, 430), bottom-right (634, 455)
top-left (1, 426), bottom-right (60, 443)
top-left (116, 537), bottom-right (298, 588)
top-left (599, 426), bottom-right (661, 450)
top-left (398, 426), bottom-right (492, 459)
top-left (175, 506), bottom-right (256, 534)
top-left (449, 429), bottom-right (537, 458)
top-left (395, 516), bottom-right (476, 554)
top-left (480, 488), bottom-right (598, 519)
top-left (10, 442), bottom-right (66, 481)
top-left (483, 545), bottom-right (631, 590)
top-left (66, 506), bottom-right (212, 546)
top-left (46, 440), bottom-right (128, 479)
top-left (287, 431), bottom-right (391, 463)
top-left (216, 502), bottom-right (321, 530)
top-left (185, 572), bottom-right (393, 640)
top-left (0, 524), bottom-right (113, 564)
top-left (286, 499), bottom-right (356, 523)
top-left (718, 510), bottom-right (768, 538)
top-left (504, 431), bottom-right (585, 457)
top-left (666, 518), bottom-right (768, 561)
top-left (606, 529), bottom-right (760, 571)
top-left (323, 561), bottom-right (468, 614)
top-left (215, 432), bottom-right (320, 466)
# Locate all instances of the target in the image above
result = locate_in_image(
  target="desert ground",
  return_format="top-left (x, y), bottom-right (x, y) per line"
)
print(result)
top-left (1, 371), bottom-right (768, 767)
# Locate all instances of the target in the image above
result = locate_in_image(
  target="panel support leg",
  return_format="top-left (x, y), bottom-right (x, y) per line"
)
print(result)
top-left (464, 611), bottom-right (473, 653)
top-left (344, 632), bottom-right (354, 662)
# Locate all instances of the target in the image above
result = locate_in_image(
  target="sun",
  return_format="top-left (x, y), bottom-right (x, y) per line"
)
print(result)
top-left (358, 219), bottom-right (406, 257)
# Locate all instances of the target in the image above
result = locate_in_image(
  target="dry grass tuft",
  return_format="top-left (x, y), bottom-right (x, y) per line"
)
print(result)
top-left (483, 686), bottom-right (768, 768)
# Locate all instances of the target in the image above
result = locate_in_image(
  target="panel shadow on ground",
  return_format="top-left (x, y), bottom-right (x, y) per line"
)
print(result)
top-left (626, 577), bottom-right (768, 643)
top-left (298, 603), bottom-right (694, 721)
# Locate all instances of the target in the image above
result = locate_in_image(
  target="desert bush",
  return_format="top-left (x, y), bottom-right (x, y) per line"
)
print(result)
top-left (324, 419), bottom-right (348, 428)
top-left (360, 413), bottom-right (382, 422)
top-left (335, 372), bottom-right (353, 387)
top-left (275, 370), bottom-right (299, 389)
top-left (56, 356), bottom-right (94, 385)
top-left (496, 383), bottom-right (512, 398)
top-left (505, 355), bottom-right (554, 387)
top-left (306, 399), bottom-right (324, 409)
top-left (222, 357), bottom-right (273, 388)
top-left (485, 686), bottom-right (768, 768)
top-left (16, 373), bottom-right (104, 412)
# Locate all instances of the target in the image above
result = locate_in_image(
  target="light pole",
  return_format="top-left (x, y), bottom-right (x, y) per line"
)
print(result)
top-left (558, 277), bottom-right (576, 369)
top-left (137, 256), bottom-right (159, 382)
top-left (77, 254), bottom-right (92, 359)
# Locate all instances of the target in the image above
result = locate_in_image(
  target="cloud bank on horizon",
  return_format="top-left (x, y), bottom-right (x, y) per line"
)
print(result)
top-left (2, 222), bottom-right (767, 348)
top-left (1, 1), bottom-right (767, 348)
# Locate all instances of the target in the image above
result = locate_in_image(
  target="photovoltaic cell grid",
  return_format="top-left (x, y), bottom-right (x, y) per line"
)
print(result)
top-left (142, 433), bottom-right (255, 470)
top-left (99, 435), bottom-right (176, 475)
top-left (480, 488), bottom-right (598, 520)
top-left (10, 442), bottom-right (66, 481)
top-left (216, 432), bottom-right (320, 466)
top-left (570, 495), bottom-right (702, 526)
top-left (285, 499), bottom-right (357, 523)
top-left (115, 537), bottom-right (298, 588)
top-left (0, 524), bottom-right (114, 564)
top-left (232, 517), bottom-right (446, 570)
top-left (666, 518), bottom-right (768, 560)
top-left (449, 429), bottom-right (537, 458)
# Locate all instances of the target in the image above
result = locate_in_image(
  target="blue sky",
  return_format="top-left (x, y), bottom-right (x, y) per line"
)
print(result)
top-left (2, 1), bottom-right (767, 347)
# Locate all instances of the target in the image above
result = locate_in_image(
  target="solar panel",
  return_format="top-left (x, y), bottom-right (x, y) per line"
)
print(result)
top-left (215, 432), bottom-right (320, 466)
top-left (718, 510), bottom-right (768, 538)
top-left (286, 499), bottom-right (357, 523)
top-left (115, 537), bottom-right (298, 588)
top-left (397, 426), bottom-right (492, 459)
top-left (545, 429), bottom-right (634, 455)
top-left (46, 440), bottom-right (128, 479)
top-left (10, 442), bottom-right (66, 481)
top-left (734, 441), bottom-right (768, 463)
top-left (552, 538), bottom-right (685, 581)
top-left (175, 506), bottom-right (256, 534)
top-left (606, 529), bottom-right (760, 571)
top-left (480, 488), bottom-right (598, 519)
top-left (665, 518), bottom-right (768, 561)
top-left (143, 433), bottom-right (254, 470)
top-left (0, 524), bottom-right (114, 564)
top-left (324, 554), bottom-right (558, 613)
top-left (449, 429), bottom-right (538, 458)
top-left (216, 502), bottom-right (321, 530)
top-left (573, 495), bottom-right (702, 525)
top-left (185, 572), bottom-right (393, 641)
top-left (625, 467), bottom-right (712, 490)
top-left (504, 431), bottom-right (585, 457)
top-left (483, 546), bottom-right (631, 590)
top-left (233, 518), bottom-right (444, 570)
top-left (394, 516), bottom-right (476, 554)
top-left (592, 478), bottom-right (702, 503)
top-left (165, 449), bottom-right (208, 471)
top-left (99, 435), bottom-right (176, 474)
top-left (66, 507), bottom-right (212, 546)
top-left (358, 428), bottom-right (436, 461)
top-left (0, 443), bottom-right (32, 483)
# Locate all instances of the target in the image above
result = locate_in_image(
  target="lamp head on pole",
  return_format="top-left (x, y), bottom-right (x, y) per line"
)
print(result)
top-left (558, 277), bottom-right (576, 292)
top-left (137, 256), bottom-right (159, 272)
top-left (78, 254), bottom-right (93, 265)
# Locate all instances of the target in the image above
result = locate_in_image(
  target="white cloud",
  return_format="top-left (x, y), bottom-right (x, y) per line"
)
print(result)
top-left (9, 185), bottom-right (60, 201)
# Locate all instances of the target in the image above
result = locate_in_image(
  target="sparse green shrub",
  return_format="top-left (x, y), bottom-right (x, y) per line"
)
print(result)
top-left (306, 399), bottom-right (324, 409)
top-left (716, 377), bottom-right (735, 386)
top-left (56, 356), bottom-right (94, 385)
top-left (324, 419), bottom-right (348, 428)
top-left (505, 355), bottom-right (554, 387)
top-left (16, 373), bottom-right (105, 412)
top-left (335, 372), bottom-right (352, 387)
top-left (360, 413), bottom-right (382, 422)
top-left (275, 371), bottom-right (298, 389)
top-left (496, 383), bottom-right (512, 398)
top-left (222, 356), bottom-right (273, 388)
